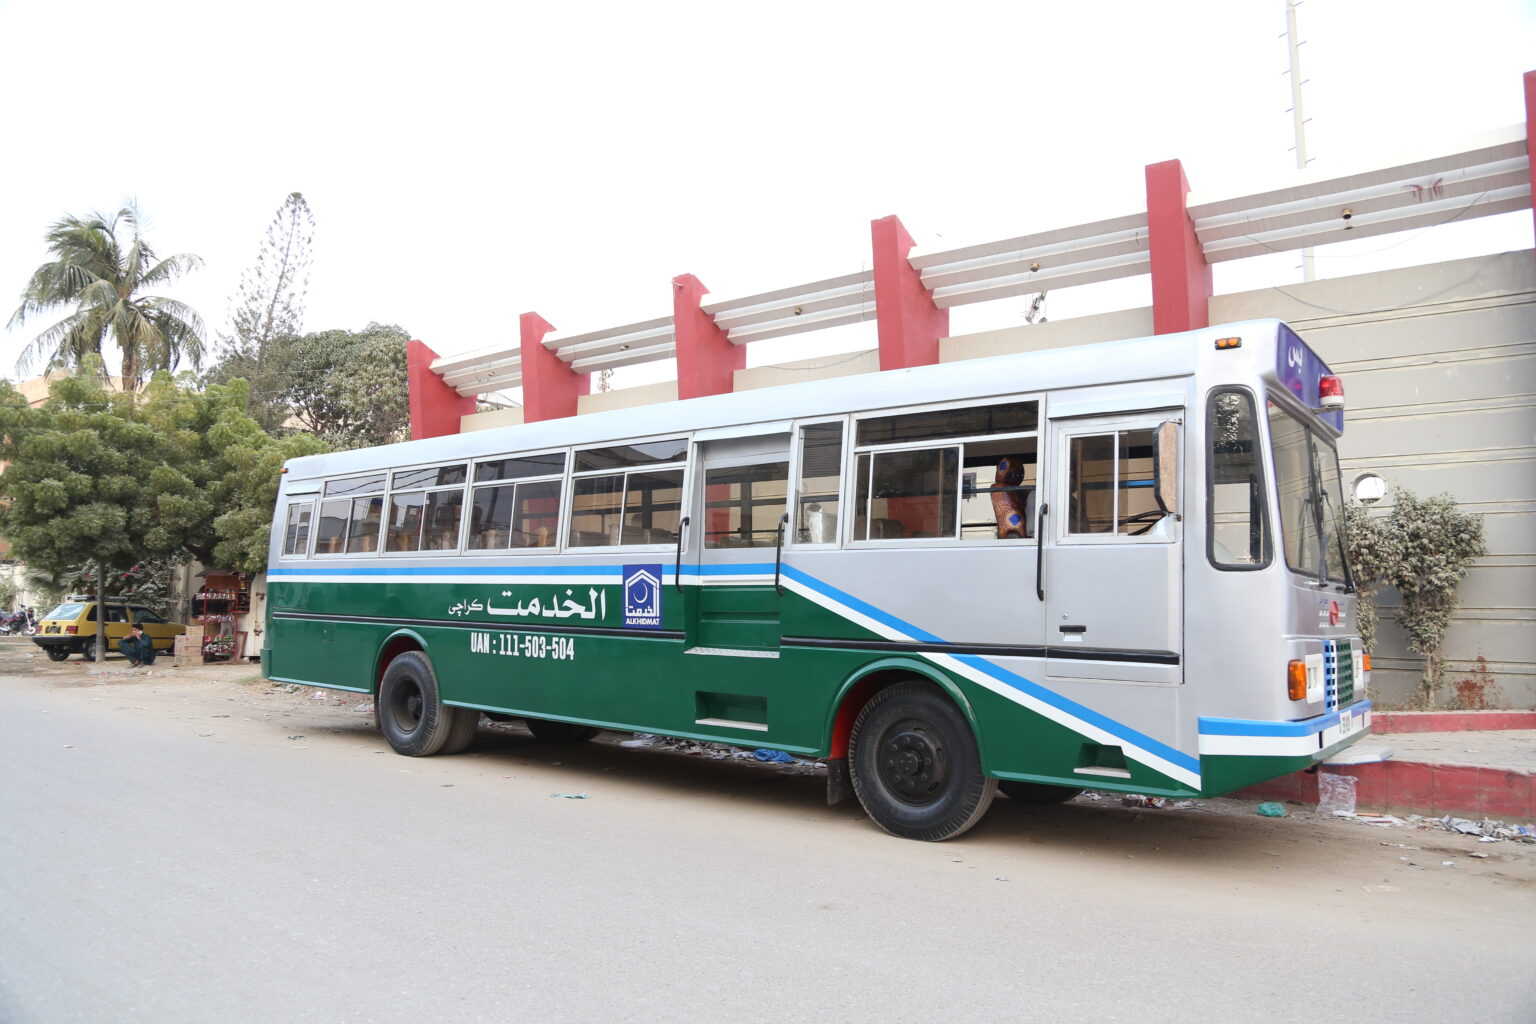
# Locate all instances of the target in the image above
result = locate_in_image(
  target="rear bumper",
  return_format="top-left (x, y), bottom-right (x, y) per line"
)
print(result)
top-left (31, 635), bottom-right (79, 650)
top-left (1196, 701), bottom-right (1373, 796)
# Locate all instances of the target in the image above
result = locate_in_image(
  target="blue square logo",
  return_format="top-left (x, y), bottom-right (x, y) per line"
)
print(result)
top-left (622, 564), bottom-right (663, 629)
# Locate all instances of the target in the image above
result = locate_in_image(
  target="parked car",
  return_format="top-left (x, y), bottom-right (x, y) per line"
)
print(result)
top-left (31, 599), bottom-right (186, 662)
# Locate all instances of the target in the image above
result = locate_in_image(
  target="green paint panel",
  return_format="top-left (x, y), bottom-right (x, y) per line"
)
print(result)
top-left (695, 585), bottom-right (780, 649)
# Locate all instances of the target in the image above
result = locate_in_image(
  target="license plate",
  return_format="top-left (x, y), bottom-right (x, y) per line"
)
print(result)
top-left (1320, 707), bottom-right (1366, 749)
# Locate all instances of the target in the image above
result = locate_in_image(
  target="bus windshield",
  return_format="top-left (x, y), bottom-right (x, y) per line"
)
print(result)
top-left (1267, 399), bottom-right (1349, 584)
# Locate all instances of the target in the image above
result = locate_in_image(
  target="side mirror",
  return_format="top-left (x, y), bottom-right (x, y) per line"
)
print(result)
top-left (1152, 421), bottom-right (1178, 514)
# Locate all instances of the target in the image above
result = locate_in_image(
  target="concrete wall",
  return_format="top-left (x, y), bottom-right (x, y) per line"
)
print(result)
top-left (734, 350), bottom-right (882, 391)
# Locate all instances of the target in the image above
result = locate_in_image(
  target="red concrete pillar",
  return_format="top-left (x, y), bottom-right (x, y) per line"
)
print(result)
top-left (673, 274), bottom-right (743, 400)
top-left (871, 215), bottom-right (948, 370)
top-left (1145, 159), bottom-right (1212, 334)
top-left (1524, 70), bottom-right (1536, 251)
top-left (520, 312), bottom-right (589, 423)
top-left (406, 339), bottom-right (476, 440)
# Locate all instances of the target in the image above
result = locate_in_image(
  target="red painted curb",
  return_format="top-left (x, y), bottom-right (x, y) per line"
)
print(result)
top-left (1234, 760), bottom-right (1533, 820)
top-left (1372, 711), bottom-right (1536, 734)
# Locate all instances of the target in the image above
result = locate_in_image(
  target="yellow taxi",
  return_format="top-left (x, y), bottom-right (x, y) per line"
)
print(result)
top-left (32, 598), bottom-right (186, 662)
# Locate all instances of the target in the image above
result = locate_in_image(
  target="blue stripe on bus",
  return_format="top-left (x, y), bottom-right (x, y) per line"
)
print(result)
top-left (953, 655), bottom-right (1202, 775)
top-left (272, 565), bottom-right (625, 577)
top-left (781, 564), bottom-right (1200, 775)
top-left (1198, 700), bottom-right (1371, 737)
top-left (780, 564), bottom-right (946, 644)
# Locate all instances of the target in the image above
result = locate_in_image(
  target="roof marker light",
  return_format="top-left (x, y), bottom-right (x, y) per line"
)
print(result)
top-left (1318, 375), bottom-right (1344, 409)
top-left (1215, 337), bottom-right (1242, 350)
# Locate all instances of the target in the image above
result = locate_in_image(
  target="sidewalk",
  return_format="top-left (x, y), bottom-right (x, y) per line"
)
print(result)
top-left (1237, 713), bottom-right (1535, 822)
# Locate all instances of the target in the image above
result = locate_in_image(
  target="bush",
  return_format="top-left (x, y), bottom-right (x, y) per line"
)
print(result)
top-left (1345, 489), bottom-right (1485, 703)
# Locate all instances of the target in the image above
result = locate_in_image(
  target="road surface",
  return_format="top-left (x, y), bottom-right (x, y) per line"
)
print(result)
top-left (2, 664), bottom-right (1533, 1023)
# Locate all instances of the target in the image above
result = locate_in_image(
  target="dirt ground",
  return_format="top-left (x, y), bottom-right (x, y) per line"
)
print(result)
top-left (4, 633), bottom-right (1533, 879)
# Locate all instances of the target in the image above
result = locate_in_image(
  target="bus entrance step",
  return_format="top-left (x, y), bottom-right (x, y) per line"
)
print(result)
top-left (683, 646), bottom-right (780, 659)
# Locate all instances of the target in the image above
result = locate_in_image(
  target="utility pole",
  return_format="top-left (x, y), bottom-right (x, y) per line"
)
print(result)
top-left (1285, 0), bottom-right (1315, 281)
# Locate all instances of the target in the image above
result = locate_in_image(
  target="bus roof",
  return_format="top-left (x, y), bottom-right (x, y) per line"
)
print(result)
top-left (283, 318), bottom-right (1299, 480)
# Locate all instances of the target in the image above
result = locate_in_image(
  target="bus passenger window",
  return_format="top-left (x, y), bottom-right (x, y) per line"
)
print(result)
top-left (1208, 390), bottom-right (1269, 568)
top-left (1067, 430), bottom-right (1164, 536)
top-left (282, 503), bottom-right (313, 556)
top-left (794, 423), bottom-right (843, 544)
top-left (344, 496), bottom-right (384, 553)
top-left (318, 474), bottom-right (386, 554)
top-left (705, 461), bottom-right (789, 548)
top-left (569, 440), bottom-right (686, 547)
top-left (854, 447), bottom-right (959, 540)
top-left (960, 439), bottom-right (1038, 541)
top-left (386, 465), bottom-right (466, 552)
top-left (469, 477), bottom-right (563, 550)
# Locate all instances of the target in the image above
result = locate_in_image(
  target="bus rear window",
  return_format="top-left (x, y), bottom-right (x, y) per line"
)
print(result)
top-left (1207, 390), bottom-right (1269, 569)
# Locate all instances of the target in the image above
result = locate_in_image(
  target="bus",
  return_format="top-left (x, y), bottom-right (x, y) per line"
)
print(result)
top-left (265, 318), bottom-right (1370, 841)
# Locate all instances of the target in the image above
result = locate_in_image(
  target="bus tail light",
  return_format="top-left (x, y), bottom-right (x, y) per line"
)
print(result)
top-left (1318, 374), bottom-right (1344, 409)
top-left (1287, 660), bottom-right (1308, 701)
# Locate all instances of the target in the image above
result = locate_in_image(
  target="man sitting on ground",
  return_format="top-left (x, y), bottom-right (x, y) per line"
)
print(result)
top-left (117, 624), bottom-right (156, 668)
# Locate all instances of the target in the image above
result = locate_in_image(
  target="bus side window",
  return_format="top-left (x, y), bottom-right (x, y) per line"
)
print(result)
top-left (705, 461), bottom-right (789, 548)
top-left (1066, 429), bottom-right (1165, 536)
top-left (794, 423), bottom-right (843, 544)
top-left (282, 502), bottom-right (313, 556)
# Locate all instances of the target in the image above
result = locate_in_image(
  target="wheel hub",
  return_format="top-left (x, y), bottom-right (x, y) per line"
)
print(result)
top-left (881, 725), bottom-right (946, 802)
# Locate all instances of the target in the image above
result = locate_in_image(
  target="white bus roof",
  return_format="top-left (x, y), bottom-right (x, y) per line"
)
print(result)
top-left (283, 318), bottom-right (1288, 481)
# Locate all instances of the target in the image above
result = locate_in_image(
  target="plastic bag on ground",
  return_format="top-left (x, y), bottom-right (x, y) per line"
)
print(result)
top-left (1317, 772), bottom-right (1357, 817)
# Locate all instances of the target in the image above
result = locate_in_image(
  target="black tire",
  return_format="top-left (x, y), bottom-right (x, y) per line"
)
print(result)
top-left (377, 652), bottom-right (459, 756)
top-left (438, 708), bottom-right (481, 755)
top-left (44, 646), bottom-right (71, 662)
top-left (525, 718), bottom-right (600, 743)
top-left (999, 780), bottom-right (1084, 804)
top-left (848, 681), bottom-right (997, 841)
top-left (80, 638), bottom-right (108, 663)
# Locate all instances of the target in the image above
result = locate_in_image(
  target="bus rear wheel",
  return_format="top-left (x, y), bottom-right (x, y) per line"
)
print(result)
top-left (848, 681), bottom-right (997, 841)
top-left (525, 718), bottom-right (599, 743)
top-left (378, 651), bottom-right (469, 757)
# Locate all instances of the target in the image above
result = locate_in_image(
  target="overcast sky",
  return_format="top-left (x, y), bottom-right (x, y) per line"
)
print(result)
top-left (1, 0), bottom-right (1532, 393)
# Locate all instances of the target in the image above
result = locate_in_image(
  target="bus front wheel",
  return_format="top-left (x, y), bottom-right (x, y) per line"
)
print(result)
top-left (848, 681), bottom-right (997, 841)
top-left (378, 652), bottom-right (474, 757)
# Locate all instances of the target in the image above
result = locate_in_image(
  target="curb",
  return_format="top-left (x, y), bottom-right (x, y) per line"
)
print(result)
top-left (1373, 710), bottom-right (1536, 733)
top-left (1236, 760), bottom-right (1533, 820)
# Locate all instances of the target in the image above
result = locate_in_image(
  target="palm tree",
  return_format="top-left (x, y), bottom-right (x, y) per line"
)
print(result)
top-left (9, 203), bottom-right (206, 386)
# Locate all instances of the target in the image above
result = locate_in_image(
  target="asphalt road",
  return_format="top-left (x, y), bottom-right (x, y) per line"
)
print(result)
top-left (2, 671), bottom-right (1533, 1024)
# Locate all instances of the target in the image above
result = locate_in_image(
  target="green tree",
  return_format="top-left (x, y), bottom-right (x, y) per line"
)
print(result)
top-left (0, 366), bottom-right (326, 653)
top-left (9, 204), bottom-right (206, 386)
top-left (282, 322), bottom-right (411, 448)
top-left (205, 193), bottom-right (315, 431)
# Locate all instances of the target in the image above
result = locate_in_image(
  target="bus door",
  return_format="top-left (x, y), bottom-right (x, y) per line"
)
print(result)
top-left (1042, 411), bottom-right (1183, 687)
top-left (686, 429), bottom-right (792, 652)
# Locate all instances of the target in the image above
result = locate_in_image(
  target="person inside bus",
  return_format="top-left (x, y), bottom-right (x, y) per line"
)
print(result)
top-left (992, 456), bottom-right (1033, 539)
top-left (118, 624), bottom-right (156, 668)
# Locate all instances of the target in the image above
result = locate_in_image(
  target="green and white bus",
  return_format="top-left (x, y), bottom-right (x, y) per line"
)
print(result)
top-left (265, 318), bottom-right (1370, 840)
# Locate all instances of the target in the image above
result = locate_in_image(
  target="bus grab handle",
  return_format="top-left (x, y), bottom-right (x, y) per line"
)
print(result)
top-left (774, 513), bottom-right (789, 594)
top-left (1036, 503), bottom-right (1049, 602)
top-left (675, 517), bottom-right (689, 593)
